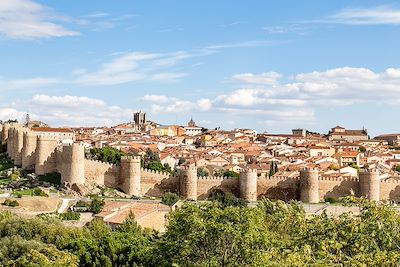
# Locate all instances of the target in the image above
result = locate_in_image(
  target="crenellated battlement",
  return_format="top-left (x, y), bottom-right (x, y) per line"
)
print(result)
top-left (181, 165), bottom-right (197, 171)
top-left (319, 176), bottom-right (359, 182)
top-left (380, 178), bottom-right (400, 184)
top-left (121, 155), bottom-right (141, 162)
top-left (85, 158), bottom-right (117, 168)
top-left (360, 168), bottom-right (379, 174)
top-left (240, 168), bottom-right (257, 173)
top-left (198, 176), bottom-right (235, 180)
top-left (141, 168), bottom-right (171, 177)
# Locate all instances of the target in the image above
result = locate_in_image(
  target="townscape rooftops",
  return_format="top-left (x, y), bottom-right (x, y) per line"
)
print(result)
top-left (330, 130), bottom-right (367, 136)
top-left (31, 127), bottom-right (74, 133)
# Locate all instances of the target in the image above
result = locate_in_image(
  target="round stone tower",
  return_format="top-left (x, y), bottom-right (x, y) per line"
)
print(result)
top-left (120, 156), bottom-right (141, 197)
top-left (300, 168), bottom-right (319, 203)
top-left (181, 166), bottom-right (198, 201)
top-left (21, 131), bottom-right (37, 170)
top-left (10, 127), bottom-right (19, 161)
top-left (14, 128), bottom-right (25, 166)
top-left (0, 124), bottom-right (3, 144)
top-left (359, 169), bottom-right (380, 201)
top-left (61, 143), bottom-right (85, 185)
top-left (35, 136), bottom-right (58, 175)
top-left (1, 123), bottom-right (10, 144)
top-left (7, 127), bottom-right (14, 159)
top-left (239, 169), bottom-right (258, 202)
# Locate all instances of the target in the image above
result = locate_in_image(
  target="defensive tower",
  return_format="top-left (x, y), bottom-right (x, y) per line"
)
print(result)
top-left (21, 131), bottom-right (37, 170)
top-left (359, 169), bottom-right (380, 201)
top-left (14, 128), bottom-right (25, 166)
top-left (181, 166), bottom-right (198, 201)
top-left (35, 136), bottom-right (58, 175)
top-left (239, 169), bottom-right (258, 202)
top-left (300, 167), bottom-right (319, 203)
top-left (61, 143), bottom-right (85, 185)
top-left (120, 156), bottom-right (142, 197)
top-left (6, 127), bottom-right (13, 157)
top-left (1, 123), bottom-right (10, 144)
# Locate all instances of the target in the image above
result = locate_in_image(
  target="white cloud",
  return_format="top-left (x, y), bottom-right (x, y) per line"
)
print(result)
top-left (232, 72), bottom-right (282, 85)
top-left (141, 94), bottom-right (174, 103)
top-left (0, 108), bottom-right (26, 122)
top-left (0, 50), bottom-right (194, 89)
top-left (295, 67), bottom-right (400, 102)
top-left (150, 97), bottom-right (212, 114)
top-left (0, 77), bottom-right (61, 91)
top-left (224, 67), bottom-right (400, 108)
top-left (0, 0), bottom-right (79, 39)
top-left (2, 95), bottom-right (133, 127)
top-left (197, 99), bottom-right (212, 111)
top-left (205, 40), bottom-right (274, 50)
top-left (75, 51), bottom-right (189, 86)
top-left (154, 66), bottom-right (400, 125)
top-left (327, 6), bottom-right (400, 25)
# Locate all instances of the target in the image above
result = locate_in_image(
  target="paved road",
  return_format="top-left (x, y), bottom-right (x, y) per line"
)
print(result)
top-left (57, 198), bottom-right (75, 213)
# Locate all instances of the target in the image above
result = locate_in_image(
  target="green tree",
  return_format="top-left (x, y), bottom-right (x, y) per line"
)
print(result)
top-left (178, 157), bottom-right (186, 165)
top-left (86, 147), bottom-right (126, 165)
top-left (197, 167), bottom-right (209, 177)
top-left (8, 246), bottom-right (79, 267)
top-left (268, 161), bottom-right (278, 177)
top-left (222, 170), bottom-right (239, 178)
top-left (208, 189), bottom-right (246, 208)
top-left (89, 197), bottom-right (105, 214)
top-left (161, 192), bottom-right (179, 207)
top-left (157, 202), bottom-right (270, 266)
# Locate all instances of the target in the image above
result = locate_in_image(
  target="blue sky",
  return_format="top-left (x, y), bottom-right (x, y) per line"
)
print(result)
top-left (1, 0), bottom-right (400, 137)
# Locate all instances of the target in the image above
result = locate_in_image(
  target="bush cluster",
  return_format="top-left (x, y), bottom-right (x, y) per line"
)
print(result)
top-left (0, 199), bottom-right (399, 266)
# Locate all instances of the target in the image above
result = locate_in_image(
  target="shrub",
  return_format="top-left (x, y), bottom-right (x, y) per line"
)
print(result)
top-left (59, 211), bottom-right (80, 221)
top-left (161, 192), bottom-right (179, 207)
top-left (89, 197), bottom-right (105, 214)
top-left (208, 189), bottom-right (246, 207)
top-left (33, 188), bottom-right (49, 197)
top-left (38, 172), bottom-right (61, 186)
top-left (2, 199), bottom-right (19, 207)
top-left (325, 197), bottom-right (336, 203)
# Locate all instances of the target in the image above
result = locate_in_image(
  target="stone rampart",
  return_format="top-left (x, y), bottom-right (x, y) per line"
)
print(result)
top-left (197, 176), bottom-right (238, 200)
top-left (319, 177), bottom-right (359, 201)
top-left (380, 179), bottom-right (400, 202)
top-left (84, 159), bottom-right (119, 187)
top-left (35, 136), bottom-right (58, 175)
top-left (2, 122), bottom-right (399, 202)
top-left (21, 131), bottom-right (37, 170)
top-left (140, 168), bottom-right (178, 197)
top-left (257, 176), bottom-right (300, 200)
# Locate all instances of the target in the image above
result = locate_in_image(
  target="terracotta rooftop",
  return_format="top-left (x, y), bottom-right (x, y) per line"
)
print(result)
top-left (31, 127), bottom-right (73, 133)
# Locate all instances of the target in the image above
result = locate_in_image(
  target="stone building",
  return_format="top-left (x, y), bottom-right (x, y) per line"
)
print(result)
top-left (328, 126), bottom-right (368, 143)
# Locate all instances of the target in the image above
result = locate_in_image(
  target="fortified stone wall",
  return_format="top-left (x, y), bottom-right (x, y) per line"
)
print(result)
top-left (257, 176), bottom-right (300, 200)
top-left (197, 176), bottom-right (238, 200)
top-left (141, 168), bottom-right (179, 197)
top-left (319, 177), bottom-right (359, 201)
top-left (380, 179), bottom-right (400, 202)
top-left (84, 159), bottom-right (120, 187)
top-left (1, 123), bottom-right (400, 202)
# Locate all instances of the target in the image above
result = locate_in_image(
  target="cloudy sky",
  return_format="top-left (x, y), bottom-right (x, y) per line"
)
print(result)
top-left (1, 0), bottom-right (400, 136)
